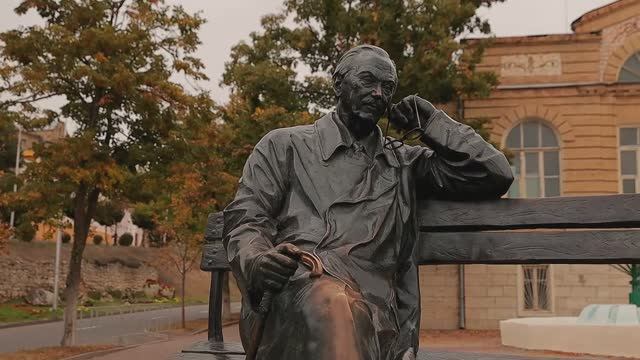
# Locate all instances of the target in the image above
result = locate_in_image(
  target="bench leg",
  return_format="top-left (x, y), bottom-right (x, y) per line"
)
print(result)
top-left (208, 271), bottom-right (224, 341)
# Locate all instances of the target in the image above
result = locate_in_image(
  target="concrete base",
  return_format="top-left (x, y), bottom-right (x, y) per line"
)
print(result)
top-left (500, 317), bottom-right (640, 358)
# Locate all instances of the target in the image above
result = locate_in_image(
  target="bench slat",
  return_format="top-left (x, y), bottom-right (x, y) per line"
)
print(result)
top-left (419, 194), bottom-right (640, 231)
top-left (419, 230), bottom-right (640, 264)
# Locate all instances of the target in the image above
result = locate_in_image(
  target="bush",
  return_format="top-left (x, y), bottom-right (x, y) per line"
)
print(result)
top-left (118, 232), bottom-right (133, 246)
top-left (15, 222), bottom-right (35, 242)
top-left (107, 289), bottom-right (123, 300)
top-left (61, 233), bottom-right (71, 243)
top-left (87, 290), bottom-right (102, 301)
top-left (92, 234), bottom-right (103, 245)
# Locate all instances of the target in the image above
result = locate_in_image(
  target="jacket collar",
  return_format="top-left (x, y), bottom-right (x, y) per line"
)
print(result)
top-left (315, 111), bottom-right (400, 168)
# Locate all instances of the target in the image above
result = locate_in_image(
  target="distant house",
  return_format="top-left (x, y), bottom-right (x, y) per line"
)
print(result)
top-left (21, 122), bottom-right (67, 153)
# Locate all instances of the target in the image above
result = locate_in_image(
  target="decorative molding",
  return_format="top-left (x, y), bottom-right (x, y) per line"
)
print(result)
top-left (501, 54), bottom-right (562, 77)
top-left (493, 104), bottom-right (574, 145)
top-left (603, 25), bottom-right (640, 82)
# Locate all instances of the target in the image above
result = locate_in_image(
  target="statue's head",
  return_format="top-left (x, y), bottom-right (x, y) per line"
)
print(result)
top-left (332, 45), bottom-right (397, 138)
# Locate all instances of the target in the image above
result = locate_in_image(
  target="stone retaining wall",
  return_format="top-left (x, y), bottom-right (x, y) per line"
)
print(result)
top-left (0, 254), bottom-right (158, 302)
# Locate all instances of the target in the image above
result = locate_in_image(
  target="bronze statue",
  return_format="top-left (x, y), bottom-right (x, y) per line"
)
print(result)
top-left (223, 45), bottom-right (513, 360)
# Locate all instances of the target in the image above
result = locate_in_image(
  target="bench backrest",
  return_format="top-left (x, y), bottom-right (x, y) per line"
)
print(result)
top-left (201, 194), bottom-right (640, 340)
top-left (203, 194), bottom-right (640, 271)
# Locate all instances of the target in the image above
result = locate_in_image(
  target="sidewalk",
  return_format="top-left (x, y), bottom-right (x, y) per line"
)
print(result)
top-left (90, 324), bottom-right (241, 360)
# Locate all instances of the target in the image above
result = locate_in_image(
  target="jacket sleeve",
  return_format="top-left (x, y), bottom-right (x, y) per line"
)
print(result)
top-left (395, 232), bottom-right (420, 356)
top-left (394, 100), bottom-right (513, 354)
top-left (409, 99), bottom-right (514, 200)
top-left (222, 130), bottom-right (289, 309)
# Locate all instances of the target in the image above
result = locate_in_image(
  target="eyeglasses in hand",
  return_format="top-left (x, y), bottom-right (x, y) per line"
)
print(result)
top-left (384, 94), bottom-right (424, 150)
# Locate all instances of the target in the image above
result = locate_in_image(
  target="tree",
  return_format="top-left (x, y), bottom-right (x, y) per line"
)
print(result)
top-left (94, 199), bottom-right (125, 245)
top-left (0, 118), bottom-right (18, 172)
top-left (147, 97), bottom-right (235, 327)
top-left (131, 203), bottom-right (156, 247)
top-left (220, 0), bottom-right (505, 175)
top-left (153, 161), bottom-right (231, 327)
top-left (0, 0), bottom-right (209, 345)
top-left (118, 232), bottom-right (133, 246)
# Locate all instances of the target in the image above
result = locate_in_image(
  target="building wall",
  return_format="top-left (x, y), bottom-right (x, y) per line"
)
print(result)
top-left (419, 265), bottom-right (459, 329)
top-left (418, 6), bottom-right (640, 330)
top-left (463, 265), bottom-right (518, 330)
top-left (476, 35), bottom-right (602, 87)
top-left (554, 265), bottom-right (629, 315)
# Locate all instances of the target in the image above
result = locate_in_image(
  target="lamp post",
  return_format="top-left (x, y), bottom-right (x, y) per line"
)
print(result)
top-left (53, 227), bottom-right (62, 311)
top-left (9, 127), bottom-right (22, 229)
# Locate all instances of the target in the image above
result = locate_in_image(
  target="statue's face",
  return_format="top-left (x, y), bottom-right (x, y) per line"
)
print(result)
top-left (337, 52), bottom-right (396, 136)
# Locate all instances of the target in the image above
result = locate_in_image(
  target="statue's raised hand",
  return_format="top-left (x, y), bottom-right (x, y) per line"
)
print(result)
top-left (389, 95), bottom-right (436, 131)
top-left (251, 243), bottom-right (300, 292)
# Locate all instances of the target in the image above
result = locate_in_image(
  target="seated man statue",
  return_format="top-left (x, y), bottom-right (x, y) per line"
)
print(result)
top-left (223, 44), bottom-right (513, 360)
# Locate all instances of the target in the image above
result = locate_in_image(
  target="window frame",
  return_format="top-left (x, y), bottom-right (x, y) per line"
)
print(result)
top-left (517, 264), bottom-right (555, 317)
top-left (618, 126), bottom-right (640, 194)
top-left (503, 119), bottom-right (563, 198)
top-left (618, 52), bottom-right (640, 83)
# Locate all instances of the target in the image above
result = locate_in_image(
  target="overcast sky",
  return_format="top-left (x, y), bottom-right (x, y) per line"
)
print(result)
top-left (0, 0), bottom-right (617, 104)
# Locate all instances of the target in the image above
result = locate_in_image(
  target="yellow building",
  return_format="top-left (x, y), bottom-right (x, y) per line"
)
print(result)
top-left (421, 0), bottom-right (640, 330)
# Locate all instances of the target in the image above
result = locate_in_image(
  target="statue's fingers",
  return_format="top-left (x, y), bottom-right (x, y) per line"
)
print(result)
top-left (269, 253), bottom-right (299, 270)
top-left (263, 258), bottom-right (297, 277)
top-left (389, 105), bottom-right (408, 128)
top-left (399, 98), bottom-right (417, 119)
top-left (263, 268), bottom-right (289, 284)
top-left (263, 278), bottom-right (285, 291)
top-left (278, 243), bottom-right (301, 258)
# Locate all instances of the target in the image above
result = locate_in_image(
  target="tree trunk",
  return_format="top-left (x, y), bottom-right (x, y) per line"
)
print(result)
top-left (60, 185), bottom-right (99, 346)
top-left (181, 268), bottom-right (186, 329)
top-left (113, 223), bottom-right (118, 246)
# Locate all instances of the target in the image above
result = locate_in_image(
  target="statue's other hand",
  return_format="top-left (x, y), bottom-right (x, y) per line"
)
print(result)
top-left (252, 243), bottom-right (300, 292)
top-left (389, 95), bottom-right (436, 131)
top-left (401, 348), bottom-right (416, 360)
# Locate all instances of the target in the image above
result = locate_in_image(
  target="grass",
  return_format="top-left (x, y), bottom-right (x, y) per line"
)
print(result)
top-left (0, 297), bottom-right (207, 325)
top-left (0, 303), bottom-right (63, 323)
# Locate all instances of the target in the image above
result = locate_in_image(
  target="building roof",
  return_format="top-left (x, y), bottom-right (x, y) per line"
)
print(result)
top-left (571, 0), bottom-right (636, 32)
top-left (465, 0), bottom-right (638, 46)
top-left (462, 32), bottom-right (601, 46)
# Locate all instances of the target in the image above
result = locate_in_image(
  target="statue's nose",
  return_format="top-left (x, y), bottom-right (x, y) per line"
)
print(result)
top-left (372, 83), bottom-right (383, 98)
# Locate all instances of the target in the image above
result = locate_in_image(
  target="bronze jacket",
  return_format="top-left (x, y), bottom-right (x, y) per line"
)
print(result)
top-left (223, 103), bottom-right (513, 354)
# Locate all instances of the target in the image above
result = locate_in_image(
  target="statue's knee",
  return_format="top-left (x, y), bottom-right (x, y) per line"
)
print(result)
top-left (306, 281), bottom-right (351, 318)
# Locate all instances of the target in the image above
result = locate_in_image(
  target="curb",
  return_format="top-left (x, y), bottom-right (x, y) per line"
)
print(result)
top-left (61, 339), bottom-right (167, 360)
top-left (0, 318), bottom-right (62, 330)
top-left (61, 346), bottom-right (131, 360)
top-left (0, 304), bottom-right (208, 330)
top-left (189, 319), bottom-right (240, 336)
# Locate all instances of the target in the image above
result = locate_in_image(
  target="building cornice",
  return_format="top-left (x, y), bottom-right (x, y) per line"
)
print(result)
top-left (492, 82), bottom-right (640, 96)
top-left (571, 0), bottom-right (638, 32)
top-left (463, 32), bottom-right (601, 47)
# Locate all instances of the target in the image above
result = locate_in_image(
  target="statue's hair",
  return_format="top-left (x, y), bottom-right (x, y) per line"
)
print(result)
top-left (332, 45), bottom-right (397, 86)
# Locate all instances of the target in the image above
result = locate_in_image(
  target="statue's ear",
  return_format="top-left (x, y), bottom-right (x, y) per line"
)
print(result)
top-left (333, 76), bottom-right (342, 98)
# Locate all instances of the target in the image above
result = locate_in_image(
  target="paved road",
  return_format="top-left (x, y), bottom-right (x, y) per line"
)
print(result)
top-left (0, 304), bottom-right (210, 353)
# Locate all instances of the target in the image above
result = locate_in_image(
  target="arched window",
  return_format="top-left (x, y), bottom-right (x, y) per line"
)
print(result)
top-left (619, 52), bottom-right (640, 83)
top-left (505, 120), bottom-right (560, 198)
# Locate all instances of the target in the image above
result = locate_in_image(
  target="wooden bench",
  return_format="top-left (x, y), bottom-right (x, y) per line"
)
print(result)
top-left (179, 194), bottom-right (640, 359)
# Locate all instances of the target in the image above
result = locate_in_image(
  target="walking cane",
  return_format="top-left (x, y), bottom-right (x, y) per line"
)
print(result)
top-left (245, 250), bottom-right (324, 360)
